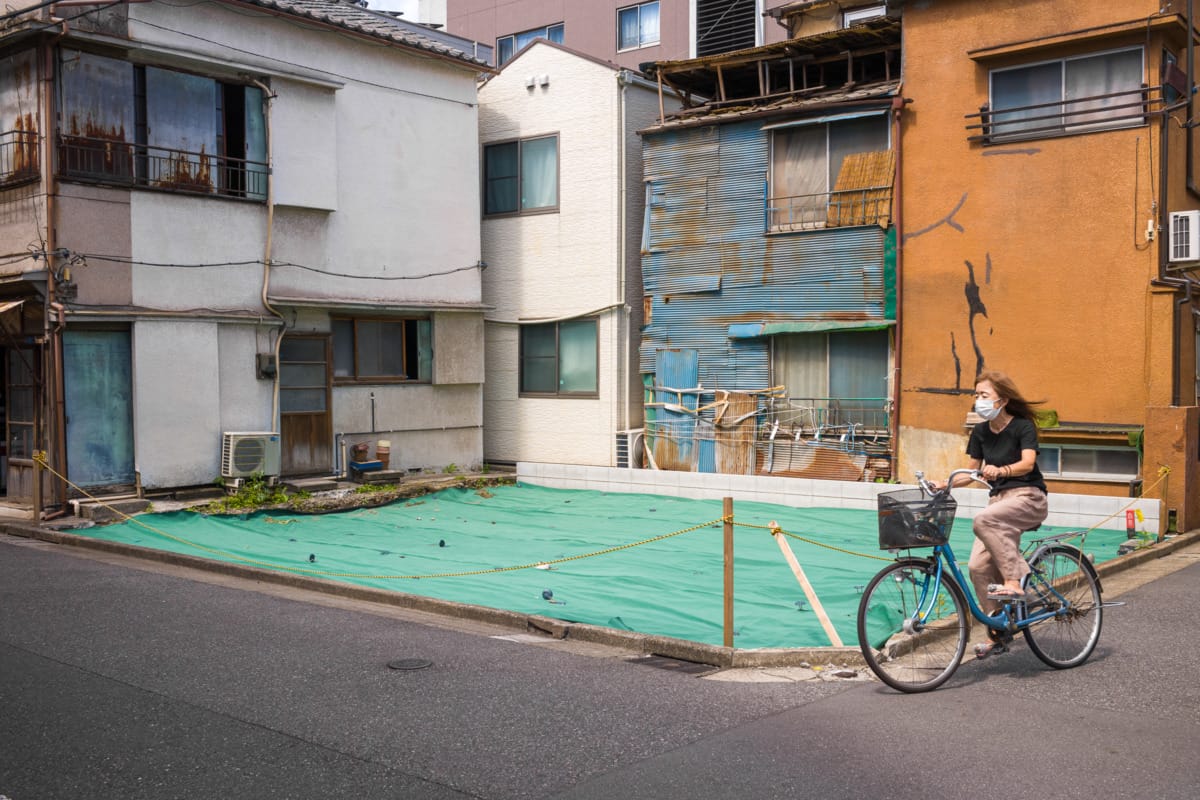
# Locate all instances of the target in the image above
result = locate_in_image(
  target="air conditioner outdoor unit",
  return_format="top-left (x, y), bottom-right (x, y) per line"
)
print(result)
top-left (221, 432), bottom-right (281, 479)
top-left (1169, 210), bottom-right (1200, 263)
top-left (615, 428), bottom-right (644, 469)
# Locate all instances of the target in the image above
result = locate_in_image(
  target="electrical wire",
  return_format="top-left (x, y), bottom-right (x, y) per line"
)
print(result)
top-left (38, 249), bottom-right (484, 281)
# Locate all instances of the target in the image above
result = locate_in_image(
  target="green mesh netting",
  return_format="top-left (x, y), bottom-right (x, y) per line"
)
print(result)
top-left (79, 483), bottom-right (1127, 649)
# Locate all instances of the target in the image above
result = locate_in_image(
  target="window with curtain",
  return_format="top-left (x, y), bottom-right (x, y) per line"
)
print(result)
top-left (768, 115), bottom-right (889, 230)
top-left (618, 2), bottom-right (660, 50)
top-left (332, 317), bottom-right (432, 383)
top-left (483, 135), bottom-right (558, 215)
top-left (990, 47), bottom-right (1144, 139)
top-left (520, 319), bottom-right (598, 396)
top-left (772, 329), bottom-right (889, 427)
top-left (496, 23), bottom-right (564, 65)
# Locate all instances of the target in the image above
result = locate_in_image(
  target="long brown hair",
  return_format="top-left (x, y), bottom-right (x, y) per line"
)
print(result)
top-left (976, 370), bottom-right (1043, 421)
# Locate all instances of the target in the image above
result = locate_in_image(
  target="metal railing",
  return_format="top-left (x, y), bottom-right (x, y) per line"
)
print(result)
top-left (766, 186), bottom-right (892, 232)
top-left (57, 134), bottom-right (268, 200)
top-left (764, 396), bottom-right (890, 439)
top-left (0, 129), bottom-right (40, 189)
top-left (965, 85), bottom-right (1158, 144)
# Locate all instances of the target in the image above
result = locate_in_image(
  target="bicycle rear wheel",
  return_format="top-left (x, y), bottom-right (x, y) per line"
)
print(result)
top-left (1023, 545), bottom-right (1102, 669)
top-left (857, 558), bottom-right (969, 693)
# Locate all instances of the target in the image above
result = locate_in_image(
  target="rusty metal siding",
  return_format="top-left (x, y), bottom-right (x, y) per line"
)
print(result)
top-left (640, 118), bottom-right (889, 390)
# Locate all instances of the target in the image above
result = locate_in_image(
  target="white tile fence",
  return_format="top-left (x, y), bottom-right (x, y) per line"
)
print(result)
top-left (516, 462), bottom-right (1161, 534)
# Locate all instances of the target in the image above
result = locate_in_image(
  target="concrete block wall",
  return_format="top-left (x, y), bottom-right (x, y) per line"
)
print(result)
top-left (516, 463), bottom-right (1162, 534)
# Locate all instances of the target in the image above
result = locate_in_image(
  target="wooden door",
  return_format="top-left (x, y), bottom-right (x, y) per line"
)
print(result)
top-left (279, 335), bottom-right (332, 476)
top-left (5, 346), bottom-right (40, 502)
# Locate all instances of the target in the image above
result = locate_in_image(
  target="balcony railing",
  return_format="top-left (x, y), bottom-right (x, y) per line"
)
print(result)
top-left (766, 186), bottom-right (892, 232)
top-left (965, 85), bottom-right (1158, 144)
top-left (57, 134), bottom-right (268, 200)
top-left (765, 396), bottom-right (890, 437)
top-left (0, 129), bottom-right (40, 189)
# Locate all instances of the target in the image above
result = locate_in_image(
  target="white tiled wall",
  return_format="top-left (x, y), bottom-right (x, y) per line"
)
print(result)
top-left (516, 462), bottom-right (1161, 533)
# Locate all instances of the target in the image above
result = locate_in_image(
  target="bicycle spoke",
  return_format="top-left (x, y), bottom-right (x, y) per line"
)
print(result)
top-left (858, 560), bottom-right (968, 693)
top-left (1022, 546), bottom-right (1102, 669)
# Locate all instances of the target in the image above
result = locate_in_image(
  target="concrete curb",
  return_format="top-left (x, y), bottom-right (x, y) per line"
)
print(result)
top-left (5, 521), bottom-right (1197, 670)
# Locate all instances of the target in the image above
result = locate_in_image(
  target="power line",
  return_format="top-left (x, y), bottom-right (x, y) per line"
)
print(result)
top-left (58, 250), bottom-right (484, 281)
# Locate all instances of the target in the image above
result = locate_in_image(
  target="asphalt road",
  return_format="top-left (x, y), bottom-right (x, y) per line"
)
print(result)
top-left (1, 534), bottom-right (1197, 800)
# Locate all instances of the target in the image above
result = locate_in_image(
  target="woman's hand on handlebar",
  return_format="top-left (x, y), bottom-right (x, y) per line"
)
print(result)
top-left (978, 464), bottom-right (1004, 482)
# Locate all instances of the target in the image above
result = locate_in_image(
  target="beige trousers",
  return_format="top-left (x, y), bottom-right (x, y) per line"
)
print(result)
top-left (968, 487), bottom-right (1049, 614)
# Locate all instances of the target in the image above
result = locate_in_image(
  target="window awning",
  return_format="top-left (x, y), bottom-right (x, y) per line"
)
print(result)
top-left (728, 319), bottom-right (894, 338)
top-left (761, 109), bottom-right (889, 131)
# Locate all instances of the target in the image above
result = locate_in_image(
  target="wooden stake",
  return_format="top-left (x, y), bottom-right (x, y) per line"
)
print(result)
top-left (723, 497), bottom-right (733, 648)
top-left (770, 522), bottom-right (844, 647)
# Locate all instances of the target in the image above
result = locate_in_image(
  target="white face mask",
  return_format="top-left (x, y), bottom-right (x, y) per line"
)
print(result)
top-left (975, 398), bottom-right (1002, 421)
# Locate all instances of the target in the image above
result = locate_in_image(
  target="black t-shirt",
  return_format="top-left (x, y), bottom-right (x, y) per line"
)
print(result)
top-left (966, 416), bottom-right (1047, 496)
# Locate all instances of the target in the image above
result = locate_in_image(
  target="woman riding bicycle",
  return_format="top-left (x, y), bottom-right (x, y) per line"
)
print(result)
top-left (933, 370), bottom-right (1048, 651)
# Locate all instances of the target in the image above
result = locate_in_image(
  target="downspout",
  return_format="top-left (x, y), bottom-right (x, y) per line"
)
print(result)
top-left (248, 79), bottom-right (285, 431)
top-left (1188, 0), bottom-right (1199, 200)
top-left (618, 71), bottom-right (630, 440)
top-left (889, 92), bottom-right (905, 475)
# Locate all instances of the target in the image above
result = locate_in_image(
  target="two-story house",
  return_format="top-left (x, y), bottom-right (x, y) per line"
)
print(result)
top-left (637, 11), bottom-right (901, 480)
top-left (0, 0), bottom-right (490, 515)
top-left (894, 0), bottom-right (1199, 530)
top-left (477, 40), bottom-right (676, 467)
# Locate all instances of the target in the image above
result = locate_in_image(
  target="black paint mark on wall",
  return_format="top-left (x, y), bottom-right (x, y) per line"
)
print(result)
top-left (902, 193), bottom-right (967, 243)
top-left (964, 258), bottom-right (988, 380)
top-left (950, 331), bottom-right (962, 390)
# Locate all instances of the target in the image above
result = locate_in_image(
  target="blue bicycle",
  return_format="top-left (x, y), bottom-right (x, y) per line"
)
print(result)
top-left (857, 469), bottom-right (1104, 693)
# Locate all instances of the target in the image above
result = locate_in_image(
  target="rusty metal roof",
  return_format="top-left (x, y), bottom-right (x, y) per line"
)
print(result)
top-left (642, 16), bottom-right (899, 84)
top-left (640, 78), bottom-right (899, 132)
top-left (227, 0), bottom-right (492, 69)
top-left (639, 15), bottom-right (900, 131)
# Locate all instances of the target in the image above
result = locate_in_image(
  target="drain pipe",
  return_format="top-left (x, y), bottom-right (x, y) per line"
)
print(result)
top-left (248, 78), bottom-right (285, 431)
top-left (889, 91), bottom-right (907, 475)
top-left (618, 70), bottom-right (631, 442)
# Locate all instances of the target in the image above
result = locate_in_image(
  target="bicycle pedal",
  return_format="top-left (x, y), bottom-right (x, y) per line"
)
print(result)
top-left (974, 641), bottom-right (1008, 660)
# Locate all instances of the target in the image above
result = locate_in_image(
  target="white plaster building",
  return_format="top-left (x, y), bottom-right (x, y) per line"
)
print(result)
top-left (477, 40), bottom-right (675, 467)
top-left (0, 0), bottom-right (489, 511)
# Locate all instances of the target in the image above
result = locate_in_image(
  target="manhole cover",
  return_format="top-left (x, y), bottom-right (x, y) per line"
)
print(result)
top-left (387, 659), bottom-right (433, 671)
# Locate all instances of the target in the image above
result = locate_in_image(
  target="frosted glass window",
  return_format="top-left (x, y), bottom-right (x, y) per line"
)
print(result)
top-left (520, 319), bottom-right (598, 396)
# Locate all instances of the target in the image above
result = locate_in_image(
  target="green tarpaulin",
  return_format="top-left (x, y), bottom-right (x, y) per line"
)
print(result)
top-left (79, 483), bottom-right (1127, 649)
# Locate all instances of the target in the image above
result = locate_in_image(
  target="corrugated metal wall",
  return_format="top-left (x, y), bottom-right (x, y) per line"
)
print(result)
top-left (640, 120), bottom-right (891, 390)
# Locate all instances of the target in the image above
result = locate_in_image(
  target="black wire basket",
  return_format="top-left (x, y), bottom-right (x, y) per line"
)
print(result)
top-left (877, 488), bottom-right (958, 549)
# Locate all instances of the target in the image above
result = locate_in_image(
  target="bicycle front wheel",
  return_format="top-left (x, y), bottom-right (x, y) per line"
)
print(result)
top-left (857, 558), bottom-right (969, 693)
top-left (1023, 545), bottom-right (1102, 669)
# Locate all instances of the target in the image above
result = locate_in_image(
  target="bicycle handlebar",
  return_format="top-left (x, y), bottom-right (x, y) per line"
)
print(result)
top-left (914, 468), bottom-right (992, 495)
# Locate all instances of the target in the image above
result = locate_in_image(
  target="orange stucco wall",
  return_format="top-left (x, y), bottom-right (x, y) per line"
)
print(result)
top-left (895, 0), bottom-right (1199, 506)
